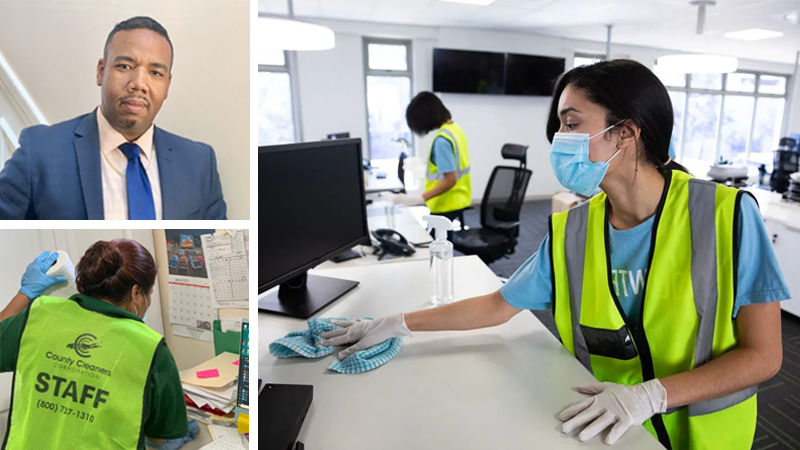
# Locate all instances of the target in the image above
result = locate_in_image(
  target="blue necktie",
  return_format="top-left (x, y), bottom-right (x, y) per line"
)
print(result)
top-left (118, 142), bottom-right (156, 220)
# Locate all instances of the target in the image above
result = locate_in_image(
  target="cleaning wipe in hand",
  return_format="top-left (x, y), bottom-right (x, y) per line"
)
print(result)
top-left (269, 318), bottom-right (403, 374)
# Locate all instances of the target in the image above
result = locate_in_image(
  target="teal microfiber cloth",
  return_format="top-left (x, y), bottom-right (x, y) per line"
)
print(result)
top-left (269, 318), bottom-right (403, 374)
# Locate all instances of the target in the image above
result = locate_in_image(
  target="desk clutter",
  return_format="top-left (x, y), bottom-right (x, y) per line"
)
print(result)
top-left (198, 435), bottom-right (248, 450)
top-left (180, 352), bottom-right (242, 434)
top-left (179, 354), bottom-right (248, 448)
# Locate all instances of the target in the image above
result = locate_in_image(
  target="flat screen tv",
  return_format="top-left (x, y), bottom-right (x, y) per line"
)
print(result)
top-left (505, 53), bottom-right (565, 96)
top-left (432, 48), bottom-right (505, 95)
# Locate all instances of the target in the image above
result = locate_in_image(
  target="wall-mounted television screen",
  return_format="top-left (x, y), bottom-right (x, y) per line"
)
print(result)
top-left (505, 53), bottom-right (565, 96)
top-left (432, 48), bottom-right (565, 97)
top-left (432, 48), bottom-right (505, 95)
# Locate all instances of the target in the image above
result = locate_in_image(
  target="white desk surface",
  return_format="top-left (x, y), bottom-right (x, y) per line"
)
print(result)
top-left (746, 186), bottom-right (800, 230)
top-left (318, 202), bottom-right (432, 269)
top-left (260, 256), bottom-right (661, 450)
top-left (365, 170), bottom-right (404, 193)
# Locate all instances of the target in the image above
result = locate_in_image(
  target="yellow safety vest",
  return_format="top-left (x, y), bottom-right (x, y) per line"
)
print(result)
top-left (425, 122), bottom-right (471, 214)
top-left (4, 296), bottom-right (162, 450)
top-left (551, 170), bottom-right (757, 450)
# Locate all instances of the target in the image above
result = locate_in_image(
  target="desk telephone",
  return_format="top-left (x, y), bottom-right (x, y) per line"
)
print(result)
top-left (372, 229), bottom-right (415, 261)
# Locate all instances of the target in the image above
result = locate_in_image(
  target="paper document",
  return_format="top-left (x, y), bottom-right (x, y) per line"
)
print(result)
top-left (210, 424), bottom-right (241, 441)
top-left (172, 324), bottom-right (213, 342)
top-left (199, 435), bottom-right (246, 450)
top-left (203, 232), bottom-right (249, 309)
top-left (181, 352), bottom-right (239, 389)
top-left (220, 318), bottom-right (242, 333)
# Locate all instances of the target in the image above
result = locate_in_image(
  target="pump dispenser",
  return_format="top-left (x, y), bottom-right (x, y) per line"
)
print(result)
top-left (424, 215), bottom-right (454, 306)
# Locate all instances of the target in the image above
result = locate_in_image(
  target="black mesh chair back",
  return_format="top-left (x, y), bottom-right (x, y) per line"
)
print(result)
top-left (481, 166), bottom-right (532, 231)
top-left (500, 144), bottom-right (528, 169)
top-left (397, 151), bottom-right (407, 193)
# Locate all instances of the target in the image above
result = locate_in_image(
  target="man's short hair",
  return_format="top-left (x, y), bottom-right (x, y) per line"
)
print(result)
top-left (104, 16), bottom-right (173, 70)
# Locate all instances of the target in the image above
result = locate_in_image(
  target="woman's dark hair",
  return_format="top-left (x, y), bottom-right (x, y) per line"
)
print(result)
top-left (546, 59), bottom-right (687, 173)
top-left (406, 91), bottom-right (452, 136)
top-left (76, 239), bottom-right (158, 305)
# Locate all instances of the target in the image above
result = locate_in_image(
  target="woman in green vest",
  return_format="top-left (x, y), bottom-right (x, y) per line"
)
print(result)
top-left (321, 60), bottom-right (788, 449)
top-left (393, 91), bottom-right (472, 226)
top-left (0, 240), bottom-right (194, 450)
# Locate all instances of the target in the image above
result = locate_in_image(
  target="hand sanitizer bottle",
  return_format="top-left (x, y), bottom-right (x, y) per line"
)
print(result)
top-left (424, 215), bottom-right (453, 306)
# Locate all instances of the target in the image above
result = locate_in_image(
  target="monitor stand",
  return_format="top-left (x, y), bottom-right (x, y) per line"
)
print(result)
top-left (259, 272), bottom-right (359, 319)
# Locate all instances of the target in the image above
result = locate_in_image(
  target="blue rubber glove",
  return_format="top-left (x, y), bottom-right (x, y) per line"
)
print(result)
top-left (145, 419), bottom-right (200, 450)
top-left (19, 251), bottom-right (67, 300)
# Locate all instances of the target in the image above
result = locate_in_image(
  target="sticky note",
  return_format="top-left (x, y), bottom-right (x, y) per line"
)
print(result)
top-left (196, 369), bottom-right (220, 379)
top-left (233, 360), bottom-right (239, 366)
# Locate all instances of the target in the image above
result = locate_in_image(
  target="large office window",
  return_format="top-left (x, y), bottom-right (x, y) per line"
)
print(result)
top-left (363, 38), bottom-right (413, 161)
top-left (258, 49), bottom-right (298, 145)
top-left (658, 70), bottom-right (789, 169)
top-left (573, 53), bottom-right (604, 68)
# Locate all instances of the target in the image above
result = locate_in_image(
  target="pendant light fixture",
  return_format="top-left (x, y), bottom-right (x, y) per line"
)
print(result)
top-left (655, 1), bottom-right (738, 74)
top-left (258, 0), bottom-right (335, 55)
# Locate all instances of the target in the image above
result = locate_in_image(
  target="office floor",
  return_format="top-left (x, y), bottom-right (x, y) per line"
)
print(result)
top-left (462, 200), bottom-right (800, 450)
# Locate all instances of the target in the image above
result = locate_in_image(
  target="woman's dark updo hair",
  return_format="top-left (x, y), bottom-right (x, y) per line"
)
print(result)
top-left (406, 91), bottom-right (452, 136)
top-left (76, 239), bottom-right (157, 305)
top-left (546, 59), bottom-right (687, 173)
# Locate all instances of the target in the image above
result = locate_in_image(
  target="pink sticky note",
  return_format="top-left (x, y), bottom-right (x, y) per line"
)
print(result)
top-left (196, 369), bottom-right (220, 379)
top-left (232, 360), bottom-right (239, 366)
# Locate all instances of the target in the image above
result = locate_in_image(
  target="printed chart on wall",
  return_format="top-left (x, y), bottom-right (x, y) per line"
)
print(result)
top-left (203, 230), bottom-right (249, 309)
top-left (165, 229), bottom-right (249, 342)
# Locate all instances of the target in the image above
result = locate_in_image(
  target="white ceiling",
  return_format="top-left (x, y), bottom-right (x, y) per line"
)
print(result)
top-left (259, 0), bottom-right (800, 66)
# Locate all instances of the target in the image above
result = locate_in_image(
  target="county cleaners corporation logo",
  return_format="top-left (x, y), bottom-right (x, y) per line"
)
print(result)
top-left (66, 333), bottom-right (101, 358)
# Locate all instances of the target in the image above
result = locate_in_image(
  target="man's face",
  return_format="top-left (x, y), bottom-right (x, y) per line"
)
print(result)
top-left (97, 28), bottom-right (172, 141)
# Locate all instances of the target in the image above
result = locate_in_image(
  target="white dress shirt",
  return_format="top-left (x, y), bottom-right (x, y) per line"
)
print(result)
top-left (96, 108), bottom-right (163, 220)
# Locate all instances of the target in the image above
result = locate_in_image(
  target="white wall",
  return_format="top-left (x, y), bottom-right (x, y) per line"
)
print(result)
top-left (0, 0), bottom-right (250, 219)
top-left (293, 19), bottom-right (799, 201)
top-left (296, 33), bottom-right (368, 142)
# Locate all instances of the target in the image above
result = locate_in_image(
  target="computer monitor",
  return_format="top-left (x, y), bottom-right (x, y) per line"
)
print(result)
top-left (258, 138), bottom-right (370, 318)
top-left (236, 320), bottom-right (249, 413)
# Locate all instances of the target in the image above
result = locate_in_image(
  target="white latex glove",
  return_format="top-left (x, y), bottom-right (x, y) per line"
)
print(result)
top-left (393, 193), bottom-right (425, 207)
top-left (319, 314), bottom-right (412, 360)
top-left (377, 191), bottom-right (397, 204)
top-left (559, 379), bottom-right (667, 445)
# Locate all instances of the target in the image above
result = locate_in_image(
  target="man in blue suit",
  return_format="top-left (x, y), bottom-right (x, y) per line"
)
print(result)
top-left (0, 16), bottom-right (226, 220)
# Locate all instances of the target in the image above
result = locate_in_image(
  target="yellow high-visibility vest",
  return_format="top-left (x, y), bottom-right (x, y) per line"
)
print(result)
top-left (551, 170), bottom-right (757, 450)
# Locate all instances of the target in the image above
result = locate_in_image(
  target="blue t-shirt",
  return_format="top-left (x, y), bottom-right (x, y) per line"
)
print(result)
top-left (500, 195), bottom-right (790, 319)
top-left (430, 136), bottom-right (457, 174)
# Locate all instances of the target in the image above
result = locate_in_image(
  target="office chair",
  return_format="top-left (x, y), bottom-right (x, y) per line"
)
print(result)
top-left (396, 151), bottom-right (407, 194)
top-left (452, 144), bottom-right (531, 265)
top-left (501, 143), bottom-right (528, 169)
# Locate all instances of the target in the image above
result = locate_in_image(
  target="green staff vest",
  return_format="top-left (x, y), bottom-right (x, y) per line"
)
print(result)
top-left (425, 122), bottom-right (472, 214)
top-left (550, 170), bottom-right (757, 450)
top-left (3, 296), bottom-right (162, 450)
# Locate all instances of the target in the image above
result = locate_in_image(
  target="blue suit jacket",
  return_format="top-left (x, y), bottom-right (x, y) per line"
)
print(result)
top-left (0, 110), bottom-right (227, 219)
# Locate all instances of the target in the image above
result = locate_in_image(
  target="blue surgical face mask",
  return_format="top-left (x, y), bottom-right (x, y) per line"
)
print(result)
top-left (134, 301), bottom-right (148, 321)
top-left (550, 120), bottom-right (625, 197)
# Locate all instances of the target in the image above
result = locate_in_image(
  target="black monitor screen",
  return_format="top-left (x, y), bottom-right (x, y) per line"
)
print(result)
top-left (260, 139), bottom-right (369, 292)
top-left (505, 53), bottom-right (565, 96)
top-left (433, 48), bottom-right (505, 95)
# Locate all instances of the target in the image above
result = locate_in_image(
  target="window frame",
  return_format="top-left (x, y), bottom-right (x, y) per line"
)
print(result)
top-left (362, 37), bottom-right (414, 160)
top-left (573, 52), bottom-right (605, 68)
top-left (258, 50), bottom-right (303, 144)
top-left (0, 117), bottom-right (19, 168)
top-left (666, 71), bottom-right (790, 165)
